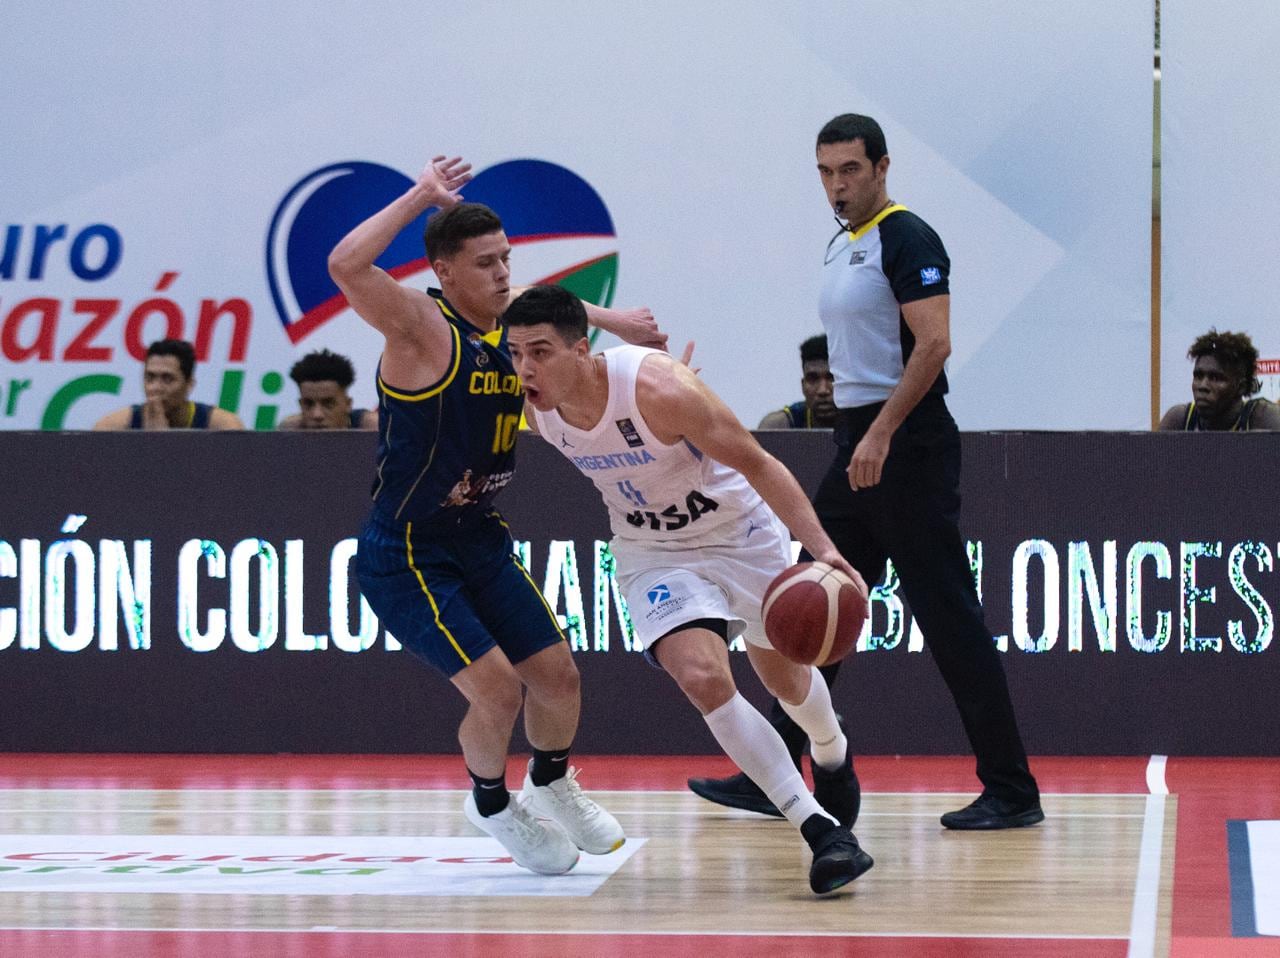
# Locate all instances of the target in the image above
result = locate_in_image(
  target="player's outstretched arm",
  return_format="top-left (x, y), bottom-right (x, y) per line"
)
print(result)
top-left (328, 155), bottom-right (472, 342)
top-left (583, 303), bottom-right (667, 350)
top-left (503, 288), bottom-right (666, 350)
top-left (635, 355), bottom-right (864, 590)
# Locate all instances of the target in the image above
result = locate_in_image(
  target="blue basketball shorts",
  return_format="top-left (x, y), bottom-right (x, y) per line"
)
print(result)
top-left (356, 507), bottom-right (565, 678)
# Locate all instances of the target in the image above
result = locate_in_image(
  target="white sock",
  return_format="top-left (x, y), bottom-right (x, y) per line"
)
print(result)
top-left (778, 667), bottom-right (847, 770)
top-left (703, 692), bottom-right (836, 831)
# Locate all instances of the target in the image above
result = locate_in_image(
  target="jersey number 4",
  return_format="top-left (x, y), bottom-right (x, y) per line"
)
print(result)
top-left (625, 490), bottom-right (719, 531)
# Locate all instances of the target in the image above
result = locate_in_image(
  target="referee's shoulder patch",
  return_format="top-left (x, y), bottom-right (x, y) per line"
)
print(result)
top-left (920, 266), bottom-right (942, 286)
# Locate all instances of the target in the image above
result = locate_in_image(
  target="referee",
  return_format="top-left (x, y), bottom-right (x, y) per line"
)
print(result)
top-left (814, 112), bottom-right (1042, 828)
top-left (692, 114), bottom-right (1042, 829)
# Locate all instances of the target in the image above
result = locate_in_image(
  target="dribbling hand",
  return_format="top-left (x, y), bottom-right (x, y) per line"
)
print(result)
top-left (811, 549), bottom-right (865, 594)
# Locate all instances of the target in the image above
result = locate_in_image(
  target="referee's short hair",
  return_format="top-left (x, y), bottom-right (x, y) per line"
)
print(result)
top-left (817, 114), bottom-right (887, 164)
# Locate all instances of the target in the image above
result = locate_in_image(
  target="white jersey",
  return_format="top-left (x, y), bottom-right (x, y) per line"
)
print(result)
top-left (532, 345), bottom-right (765, 544)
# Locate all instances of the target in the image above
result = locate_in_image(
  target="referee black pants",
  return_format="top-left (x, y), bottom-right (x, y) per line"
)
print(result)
top-left (800, 394), bottom-right (1039, 805)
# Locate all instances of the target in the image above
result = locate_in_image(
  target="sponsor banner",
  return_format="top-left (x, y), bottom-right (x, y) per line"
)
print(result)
top-left (0, 833), bottom-right (643, 897)
top-left (1258, 359), bottom-right (1280, 407)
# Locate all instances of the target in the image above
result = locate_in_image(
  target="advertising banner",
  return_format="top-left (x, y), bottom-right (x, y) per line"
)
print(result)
top-left (1, 431), bottom-right (1276, 755)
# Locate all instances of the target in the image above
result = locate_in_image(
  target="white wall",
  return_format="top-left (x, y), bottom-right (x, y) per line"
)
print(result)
top-left (0, 1), bottom-right (1152, 430)
top-left (1160, 1), bottom-right (1280, 411)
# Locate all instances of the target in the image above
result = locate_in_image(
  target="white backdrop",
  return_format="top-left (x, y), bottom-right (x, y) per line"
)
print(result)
top-left (0, 1), bottom-right (1152, 430)
top-left (1160, 2), bottom-right (1280, 412)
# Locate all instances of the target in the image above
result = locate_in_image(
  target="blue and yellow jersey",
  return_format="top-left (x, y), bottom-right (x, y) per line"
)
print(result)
top-left (1183, 398), bottom-right (1268, 432)
top-left (781, 400), bottom-right (812, 428)
top-left (129, 401), bottom-right (213, 429)
top-left (369, 289), bottom-right (523, 526)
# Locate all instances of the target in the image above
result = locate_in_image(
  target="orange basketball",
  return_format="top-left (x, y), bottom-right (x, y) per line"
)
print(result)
top-left (761, 561), bottom-right (868, 666)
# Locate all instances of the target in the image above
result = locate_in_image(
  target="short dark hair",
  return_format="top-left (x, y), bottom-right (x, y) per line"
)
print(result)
top-left (800, 334), bottom-right (828, 364)
top-left (147, 339), bottom-right (195, 380)
top-left (1189, 329), bottom-right (1262, 395)
top-left (503, 285), bottom-right (588, 343)
top-left (817, 113), bottom-right (888, 164)
top-left (423, 203), bottom-right (504, 261)
top-left (289, 349), bottom-right (356, 389)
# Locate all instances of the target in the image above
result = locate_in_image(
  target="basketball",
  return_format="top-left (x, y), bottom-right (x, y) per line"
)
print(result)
top-left (761, 561), bottom-right (868, 666)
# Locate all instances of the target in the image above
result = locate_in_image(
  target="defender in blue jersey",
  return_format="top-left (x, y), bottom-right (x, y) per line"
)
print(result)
top-left (328, 154), bottom-right (664, 875)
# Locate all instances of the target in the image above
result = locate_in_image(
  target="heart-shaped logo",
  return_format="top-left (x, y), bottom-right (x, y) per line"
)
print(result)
top-left (266, 159), bottom-right (619, 343)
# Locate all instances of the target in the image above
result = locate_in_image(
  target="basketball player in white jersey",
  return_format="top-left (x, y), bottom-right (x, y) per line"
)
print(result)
top-left (504, 285), bottom-right (873, 895)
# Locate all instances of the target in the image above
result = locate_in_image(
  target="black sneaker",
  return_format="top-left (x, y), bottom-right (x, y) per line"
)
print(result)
top-left (811, 751), bottom-right (861, 829)
top-left (806, 823), bottom-right (874, 894)
top-left (941, 794), bottom-right (1045, 830)
top-left (686, 771), bottom-right (784, 817)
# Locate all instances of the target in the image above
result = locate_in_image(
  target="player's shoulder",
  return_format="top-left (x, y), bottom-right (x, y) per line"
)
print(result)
top-left (1156, 403), bottom-right (1190, 431)
top-left (208, 407), bottom-right (245, 430)
top-left (632, 348), bottom-right (700, 421)
top-left (634, 348), bottom-right (690, 389)
top-left (93, 405), bottom-right (134, 430)
top-left (1248, 397), bottom-right (1280, 429)
top-left (757, 407), bottom-right (791, 429)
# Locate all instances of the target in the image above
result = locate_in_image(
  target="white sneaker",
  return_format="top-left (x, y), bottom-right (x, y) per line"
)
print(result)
top-left (463, 792), bottom-right (579, 875)
top-left (519, 763), bottom-right (625, 855)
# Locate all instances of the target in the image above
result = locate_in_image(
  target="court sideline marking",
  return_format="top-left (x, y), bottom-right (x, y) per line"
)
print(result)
top-left (1126, 754), bottom-right (1168, 958)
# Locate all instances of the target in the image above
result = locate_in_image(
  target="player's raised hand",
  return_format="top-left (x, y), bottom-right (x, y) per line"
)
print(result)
top-left (417, 155), bottom-right (473, 208)
top-left (611, 307), bottom-right (668, 350)
top-left (141, 398), bottom-right (169, 430)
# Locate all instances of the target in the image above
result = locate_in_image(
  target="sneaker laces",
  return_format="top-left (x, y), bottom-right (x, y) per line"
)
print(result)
top-left (547, 767), bottom-right (600, 819)
top-left (505, 801), bottom-right (551, 845)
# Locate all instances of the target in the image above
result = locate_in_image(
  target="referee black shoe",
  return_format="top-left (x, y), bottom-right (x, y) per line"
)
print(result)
top-left (686, 771), bottom-right (783, 818)
top-left (802, 817), bottom-right (874, 894)
top-left (941, 794), bottom-right (1045, 830)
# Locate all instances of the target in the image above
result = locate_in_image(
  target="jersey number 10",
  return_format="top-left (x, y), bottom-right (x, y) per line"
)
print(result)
top-left (491, 413), bottom-right (520, 454)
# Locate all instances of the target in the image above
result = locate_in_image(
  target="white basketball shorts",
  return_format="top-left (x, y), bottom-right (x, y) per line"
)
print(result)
top-left (608, 503), bottom-right (794, 652)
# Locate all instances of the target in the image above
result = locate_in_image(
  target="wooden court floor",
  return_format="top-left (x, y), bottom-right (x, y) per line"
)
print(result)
top-left (0, 754), bottom-right (1275, 957)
